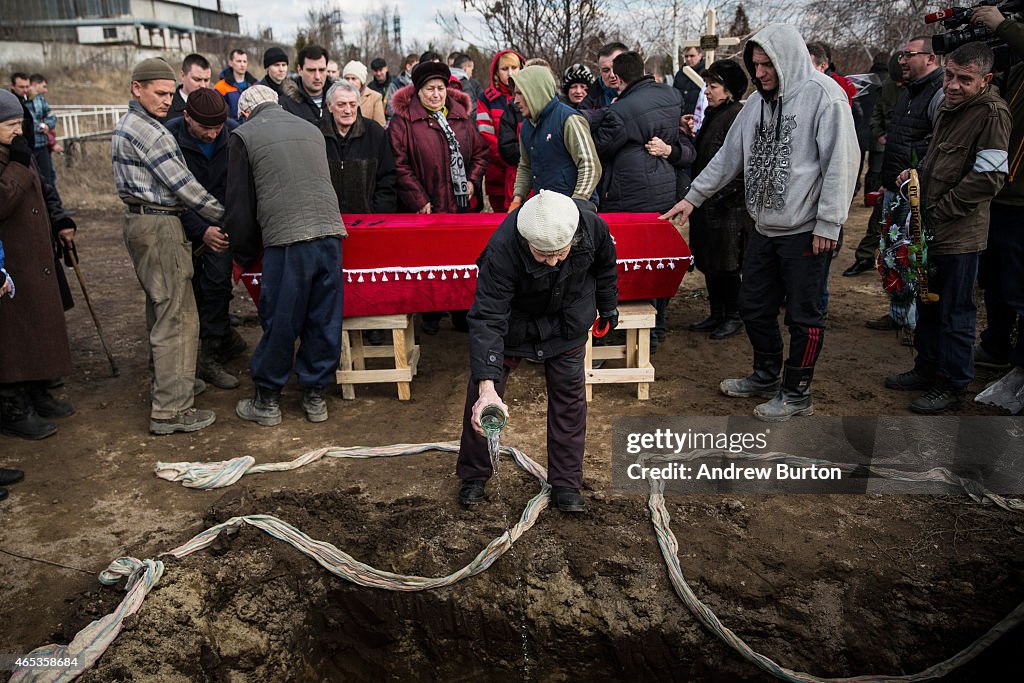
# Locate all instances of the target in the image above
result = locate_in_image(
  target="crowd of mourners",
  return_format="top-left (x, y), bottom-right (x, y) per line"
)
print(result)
top-left (0, 7), bottom-right (1021, 508)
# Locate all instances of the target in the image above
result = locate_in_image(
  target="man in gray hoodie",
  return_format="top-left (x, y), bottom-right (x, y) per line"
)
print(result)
top-left (662, 24), bottom-right (859, 421)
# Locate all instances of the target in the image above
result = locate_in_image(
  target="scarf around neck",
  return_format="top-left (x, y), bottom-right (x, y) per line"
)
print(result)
top-left (429, 108), bottom-right (470, 210)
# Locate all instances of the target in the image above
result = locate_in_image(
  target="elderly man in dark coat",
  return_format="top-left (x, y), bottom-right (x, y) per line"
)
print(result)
top-left (0, 89), bottom-right (76, 440)
top-left (457, 190), bottom-right (619, 513)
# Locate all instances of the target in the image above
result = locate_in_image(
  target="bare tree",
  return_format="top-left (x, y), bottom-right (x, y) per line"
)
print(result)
top-left (802, 0), bottom-right (934, 70)
top-left (295, 3), bottom-right (346, 59)
top-left (438, 0), bottom-right (608, 72)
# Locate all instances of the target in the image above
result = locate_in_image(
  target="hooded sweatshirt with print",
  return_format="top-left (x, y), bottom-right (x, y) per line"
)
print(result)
top-left (510, 65), bottom-right (601, 202)
top-left (683, 23), bottom-right (859, 241)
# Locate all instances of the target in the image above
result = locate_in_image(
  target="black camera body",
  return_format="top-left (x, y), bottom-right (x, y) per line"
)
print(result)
top-left (928, 0), bottom-right (1022, 55)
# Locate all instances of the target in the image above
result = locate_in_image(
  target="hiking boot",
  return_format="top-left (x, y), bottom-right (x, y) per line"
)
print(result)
top-left (865, 313), bottom-right (899, 330)
top-left (0, 468), bottom-right (24, 486)
top-left (720, 352), bottom-right (782, 398)
top-left (459, 480), bottom-right (486, 505)
top-left (974, 344), bottom-right (1011, 371)
top-left (197, 340), bottom-right (239, 390)
top-left (551, 486), bottom-right (585, 512)
top-left (26, 381), bottom-right (75, 418)
top-left (709, 314), bottom-right (744, 340)
top-left (236, 387), bottom-right (282, 426)
top-left (754, 364), bottom-right (814, 422)
top-left (149, 407), bottom-right (216, 435)
top-left (0, 386), bottom-right (57, 440)
top-left (885, 368), bottom-right (934, 391)
top-left (301, 387), bottom-right (328, 423)
top-left (910, 384), bottom-right (965, 415)
top-left (217, 328), bottom-right (248, 363)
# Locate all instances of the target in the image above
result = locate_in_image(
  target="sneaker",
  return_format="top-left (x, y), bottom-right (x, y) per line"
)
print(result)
top-left (974, 344), bottom-right (1011, 371)
top-left (865, 314), bottom-right (899, 331)
top-left (459, 480), bottom-right (486, 505)
top-left (150, 408), bottom-right (216, 435)
top-left (910, 385), bottom-right (964, 414)
top-left (885, 369), bottom-right (934, 391)
top-left (301, 387), bottom-right (328, 423)
top-left (551, 486), bottom-right (585, 512)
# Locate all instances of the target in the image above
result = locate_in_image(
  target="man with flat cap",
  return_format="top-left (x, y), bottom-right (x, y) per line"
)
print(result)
top-left (166, 87), bottom-right (245, 391)
top-left (457, 189), bottom-right (619, 512)
top-left (112, 57), bottom-right (224, 435)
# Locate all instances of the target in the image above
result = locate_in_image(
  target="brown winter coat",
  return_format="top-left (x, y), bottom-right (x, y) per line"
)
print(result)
top-left (387, 84), bottom-right (488, 213)
top-left (689, 100), bottom-right (753, 274)
top-left (0, 147), bottom-right (72, 383)
top-left (920, 86), bottom-right (1011, 256)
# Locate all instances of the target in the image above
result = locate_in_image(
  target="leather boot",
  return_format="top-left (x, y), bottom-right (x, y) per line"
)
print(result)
top-left (720, 352), bottom-right (782, 398)
top-left (689, 302), bottom-right (725, 332)
top-left (236, 386), bottom-right (282, 426)
top-left (709, 313), bottom-right (744, 340)
top-left (197, 339), bottom-right (239, 389)
top-left (217, 328), bottom-right (248, 364)
top-left (0, 386), bottom-right (57, 440)
top-left (754, 364), bottom-right (814, 422)
top-left (26, 380), bottom-right (75, 418)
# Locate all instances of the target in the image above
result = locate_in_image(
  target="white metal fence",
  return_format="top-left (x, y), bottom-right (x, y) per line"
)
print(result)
top-left (50, 104), bottom-right (126, 141)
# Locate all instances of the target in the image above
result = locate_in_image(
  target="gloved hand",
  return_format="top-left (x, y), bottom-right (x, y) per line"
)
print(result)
top-left (8, 136), bottom-right (32, 167)
top-left (598, 308), bottom-right (619, 332)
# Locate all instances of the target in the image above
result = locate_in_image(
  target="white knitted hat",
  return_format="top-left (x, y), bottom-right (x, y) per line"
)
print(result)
top-left (237, 84), bottom-right (279, 114)
top-left (516, 190), bottom-right (580, 253)
top-left (343, 60), bottom-right (368, 86)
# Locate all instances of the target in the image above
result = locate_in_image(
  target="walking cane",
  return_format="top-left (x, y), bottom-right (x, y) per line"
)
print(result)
top-left (67, 247), bottom-right (120, 377)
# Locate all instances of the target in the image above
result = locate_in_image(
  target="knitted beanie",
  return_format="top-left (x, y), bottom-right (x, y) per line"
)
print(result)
top-left (516, 190), bottom-right (580, 253)
top-left (0, 89), bottom-right (23, 123)
top-left (562, 63), bottom-right (596, 92)
top-left (185, 87), bottom-right (228, 126)
top-left (131, 57), bottom-right (176, 83)
top-left (263, 46), bottom-right (288, 69)
top-left (343, 60), bottom-right (368, 86)
top-left (236, 84), bottom-right (279, 114)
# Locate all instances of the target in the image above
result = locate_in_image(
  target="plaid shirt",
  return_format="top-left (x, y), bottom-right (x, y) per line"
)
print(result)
top-left (27, 95), bottom-right (56, 149)
top-left (111, 101), bottom-right (223, 223)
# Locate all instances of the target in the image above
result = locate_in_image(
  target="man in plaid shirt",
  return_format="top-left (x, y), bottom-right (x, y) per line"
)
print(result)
top-left (112, 57), bottom-right (224, 435)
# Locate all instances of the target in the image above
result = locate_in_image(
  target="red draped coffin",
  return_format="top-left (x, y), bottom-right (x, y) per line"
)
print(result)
top-left (241, 213), bottom-right (691, 318)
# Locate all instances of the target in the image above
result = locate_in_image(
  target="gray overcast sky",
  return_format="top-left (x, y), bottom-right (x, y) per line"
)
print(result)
top-left (197, 0), bottom-right (458, 47)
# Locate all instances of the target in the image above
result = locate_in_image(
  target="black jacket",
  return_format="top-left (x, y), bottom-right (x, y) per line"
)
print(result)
top-left (881, 68), bottom-right (944, 190)
top-left (166, 116), bottom-right (239, 244)
top-left (594, 76), bottom-right (687, 213)
top-left (319, 111), bottom-right (397, 212)
top-left (467, 200), bottom-right (618, 380)
top-left (258, 75), bottom-right (285, 97)
top-left (280, 75), bottom-right (336, 126)
top-left (498, 104), bottom-right (523, 167)
top-left (164, 86), bottom-right (187, 123)
top-left (673, 59), bottom-right (705, 115)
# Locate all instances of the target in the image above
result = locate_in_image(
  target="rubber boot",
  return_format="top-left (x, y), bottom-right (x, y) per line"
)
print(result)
top-left (0, 385), bottom-right (57, 440)
top-left (754, 364), bottom-right (814, 422)
top-left (236, 386), bottom-right (282, 426)
top-left (720, 352), bottom-right (783, 398)
top-left (197, 339), bottom-right (239, 389)
top-left (26, 380), bottom-right (75, 418)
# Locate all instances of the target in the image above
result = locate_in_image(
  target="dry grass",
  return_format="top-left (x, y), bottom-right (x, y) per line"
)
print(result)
top-left (55, 139), bottom-right (121, 211)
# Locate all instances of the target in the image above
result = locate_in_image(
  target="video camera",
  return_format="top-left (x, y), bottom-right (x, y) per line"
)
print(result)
top-left (926, 0), bottom-right (1021, 54)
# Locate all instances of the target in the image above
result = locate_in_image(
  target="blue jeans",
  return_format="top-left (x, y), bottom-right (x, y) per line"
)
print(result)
top-left (913, 251), bottom-right (980, 389)
top-left (250, 238), bottom-right (344, 391)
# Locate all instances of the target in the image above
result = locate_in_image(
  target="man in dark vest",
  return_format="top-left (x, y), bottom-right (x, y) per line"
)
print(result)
top-left (864, 36), bottom-right (944, 337)
top-left (507, 65), bottom-right (602, 210)
top-left (226, 85), bottom-right (347, 426)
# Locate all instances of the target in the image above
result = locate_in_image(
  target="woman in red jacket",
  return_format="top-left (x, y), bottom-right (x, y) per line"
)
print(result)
top-left (388, 61), bottom-right (488, 214)
top-left (475, 49), bottom-right (524, 212)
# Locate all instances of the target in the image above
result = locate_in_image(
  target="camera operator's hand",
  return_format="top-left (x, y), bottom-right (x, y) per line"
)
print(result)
top-left (972, 7), bottom-right (1005, 32)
